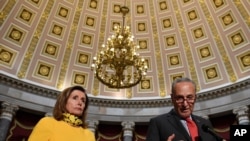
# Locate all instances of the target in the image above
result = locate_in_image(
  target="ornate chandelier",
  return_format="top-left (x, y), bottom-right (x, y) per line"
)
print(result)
top-left (91, 6), bottom-right (148, 89)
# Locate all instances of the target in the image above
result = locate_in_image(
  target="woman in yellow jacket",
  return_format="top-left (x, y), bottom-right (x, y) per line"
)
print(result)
top-left (28, 86), bottom-right (95, 141)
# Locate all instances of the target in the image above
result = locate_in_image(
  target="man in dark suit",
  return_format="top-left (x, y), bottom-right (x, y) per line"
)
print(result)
top-left (146, 77), bottom-right (222, 141)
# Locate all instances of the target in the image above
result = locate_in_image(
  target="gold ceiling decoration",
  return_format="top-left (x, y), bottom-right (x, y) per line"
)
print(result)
top-left (91, 6), bottom-right (147, 89)
top-left (0, 0), bottom-right (249, 99)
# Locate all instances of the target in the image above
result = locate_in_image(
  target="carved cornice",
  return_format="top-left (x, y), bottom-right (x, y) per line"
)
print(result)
top-left (0, 73), bottom-right (249, 108)
top-left (0, 73), bottom-right (58, 98)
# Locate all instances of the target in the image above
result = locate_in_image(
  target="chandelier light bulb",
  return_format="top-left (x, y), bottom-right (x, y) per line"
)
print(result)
top-left (91, 6), bottom-right (147, 89)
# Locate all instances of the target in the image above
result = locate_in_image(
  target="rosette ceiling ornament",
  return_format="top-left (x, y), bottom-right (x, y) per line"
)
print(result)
top-left (91, 6), bottom-right (148, 89)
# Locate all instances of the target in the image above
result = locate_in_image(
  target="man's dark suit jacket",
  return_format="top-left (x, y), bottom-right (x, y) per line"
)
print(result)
top-left (146, 109), bottom-right (219, 141)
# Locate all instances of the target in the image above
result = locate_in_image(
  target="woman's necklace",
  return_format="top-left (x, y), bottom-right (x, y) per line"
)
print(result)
top-left (63, 113), bottom-right (83, 127)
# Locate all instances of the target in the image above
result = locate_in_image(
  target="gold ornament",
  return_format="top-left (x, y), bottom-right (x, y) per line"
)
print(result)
top-left (63, 113), bottom-right (83, 126)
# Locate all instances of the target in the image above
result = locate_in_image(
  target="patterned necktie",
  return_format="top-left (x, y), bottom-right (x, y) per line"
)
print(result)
top-left (186, 117), bottom-right (199, 141)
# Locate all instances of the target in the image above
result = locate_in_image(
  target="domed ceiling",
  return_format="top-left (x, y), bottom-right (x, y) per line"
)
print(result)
top-left (0, 0), bottom-right (249, 100)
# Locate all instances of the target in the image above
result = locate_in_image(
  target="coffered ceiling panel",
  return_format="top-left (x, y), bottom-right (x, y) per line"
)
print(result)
top-left (0, 0), bottom-right (249, 100)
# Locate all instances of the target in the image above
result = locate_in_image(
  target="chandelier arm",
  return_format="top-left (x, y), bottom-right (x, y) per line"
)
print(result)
top-left (96, 71), bottom-right (142, 89)
top-left (91, 5), bottom-right (147, 89)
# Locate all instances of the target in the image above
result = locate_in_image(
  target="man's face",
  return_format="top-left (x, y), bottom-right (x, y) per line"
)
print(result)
top-left (171, 81), bottom-right (196, 119)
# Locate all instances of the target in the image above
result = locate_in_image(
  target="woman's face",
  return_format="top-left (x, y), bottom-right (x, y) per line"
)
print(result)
top-left (66, 90), bottom-right (86, 116)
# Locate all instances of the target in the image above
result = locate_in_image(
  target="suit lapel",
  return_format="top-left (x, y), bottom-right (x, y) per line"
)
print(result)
top-left (168, 110), bottom-right (192, 141)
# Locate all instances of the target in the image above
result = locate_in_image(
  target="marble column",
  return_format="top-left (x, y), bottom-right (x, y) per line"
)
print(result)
top-left (0, 102), bottom-right (19, 141)
top-left (121, 121), bottom-right (135, 141)
top-left (87, 120), bottom-right (99, 133)
top-left (233, 106), bottom-right (250, 125)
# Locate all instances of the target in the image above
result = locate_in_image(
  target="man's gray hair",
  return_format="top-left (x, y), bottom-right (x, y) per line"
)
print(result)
top-left (171, 77), bottom-right (196, 94)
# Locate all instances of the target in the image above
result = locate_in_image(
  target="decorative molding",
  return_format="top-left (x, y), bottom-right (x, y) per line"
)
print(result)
top-left (0, 73), bottom-right (249, 108)
top-left (0, 73), bottom-right (58, 98)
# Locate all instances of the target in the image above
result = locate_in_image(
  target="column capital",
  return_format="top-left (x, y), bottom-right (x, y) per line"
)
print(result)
top-left (233, 106), bottom-right (249, 125)
top-left (196, 113), bottom-right (209, 120)
top-left (87, 120), bottom-right (99, 127)
top-left (0, 102), bottom-right (19, 121)
top-left (45, 112), bottom-right (53, 117)
top-left (233, 106), bottom-right (249, 115)
top-left (121, 121), bottom-right (135, 129)
top-left (87, 120), bottom-right (99, 133)
top-left (121, 121), bottom-right (135, 138)
top-left (1, 102), bottom-right (19, 115)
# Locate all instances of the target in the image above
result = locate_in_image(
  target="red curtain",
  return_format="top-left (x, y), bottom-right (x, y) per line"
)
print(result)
top-left (96, 123), bottom-right (122, 141)
top-left (6, 110), bottom-right (43, 141)
top-left (211, 114), bottom-right (237, 141)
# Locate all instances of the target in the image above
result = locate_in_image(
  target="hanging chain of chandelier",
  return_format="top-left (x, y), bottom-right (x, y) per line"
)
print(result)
top-left (91, 6), bottom-right (148, 89)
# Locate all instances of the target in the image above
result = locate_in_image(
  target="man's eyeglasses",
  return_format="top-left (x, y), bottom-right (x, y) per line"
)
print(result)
top-left (173, 95), bottom-right (196, 103)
